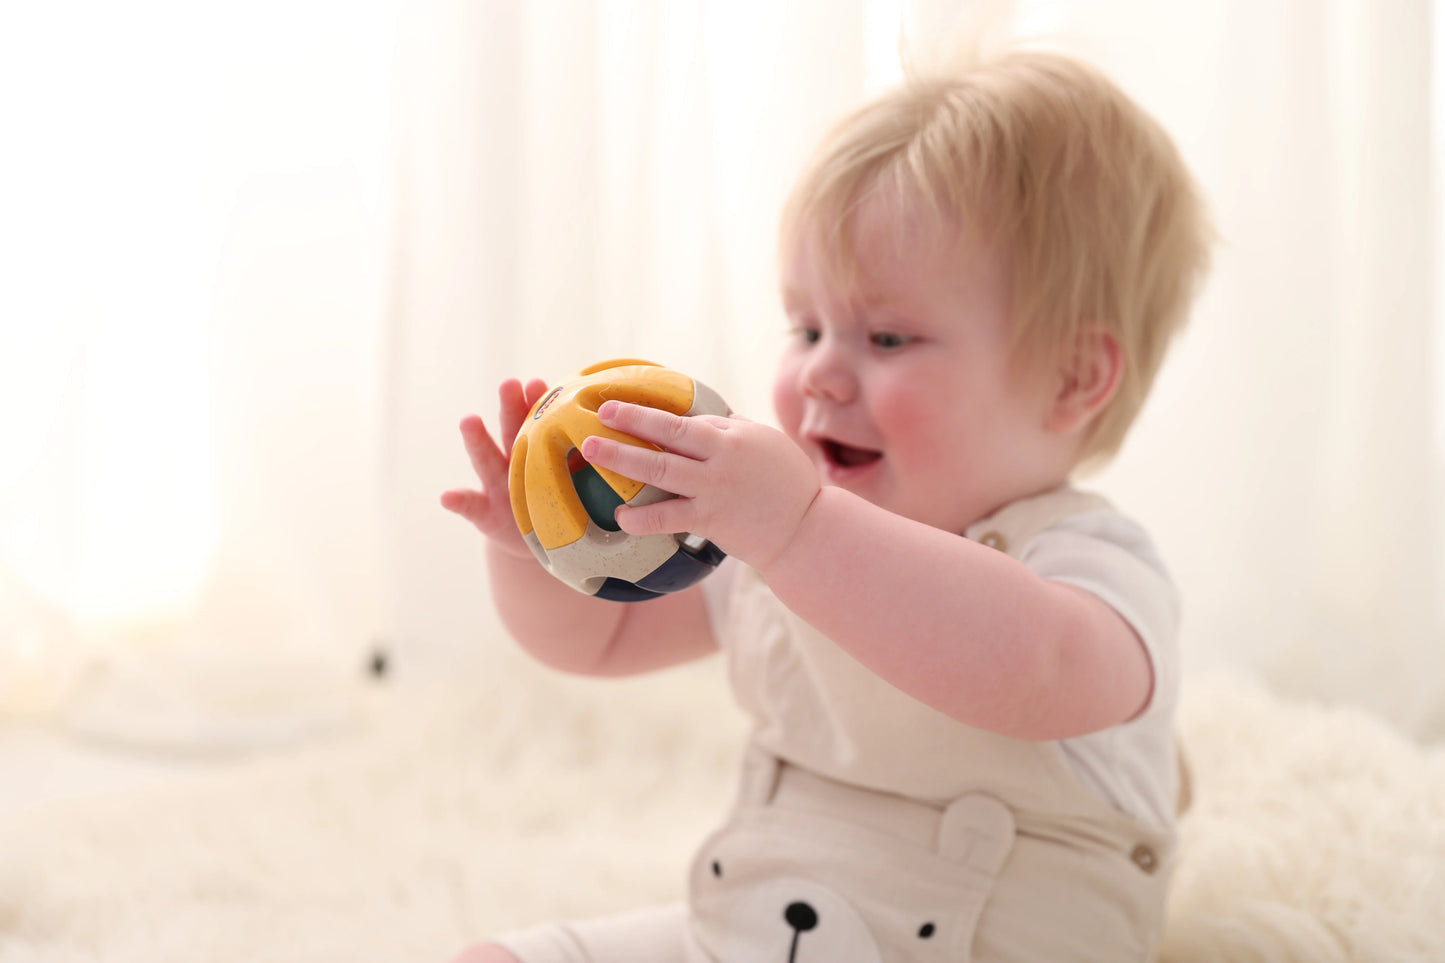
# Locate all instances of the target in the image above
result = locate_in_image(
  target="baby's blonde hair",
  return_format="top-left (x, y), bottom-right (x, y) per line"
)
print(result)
top-left (780, 49), bottom-right (1212, 467)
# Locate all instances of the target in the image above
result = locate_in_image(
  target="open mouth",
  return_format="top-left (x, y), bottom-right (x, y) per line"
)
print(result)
top-left (822, 439), bottom-right (883, 469)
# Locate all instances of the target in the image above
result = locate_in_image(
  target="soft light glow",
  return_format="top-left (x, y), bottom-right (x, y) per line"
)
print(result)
top-left (1435, 3), bottom-right (1445, 461)
top-left (0, 0), bottom-right (392, 623)
top-left (1, 4), bottom-right (216, 617)
top-left (1434, 1), bottom-right (1445, 628)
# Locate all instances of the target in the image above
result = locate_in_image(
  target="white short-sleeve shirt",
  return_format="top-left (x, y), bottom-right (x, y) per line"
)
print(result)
top-left (703, 493), bottom-right (1181, 830)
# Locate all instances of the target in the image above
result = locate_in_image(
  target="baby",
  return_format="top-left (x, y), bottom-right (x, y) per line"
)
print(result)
top-left (443, 47), bottom-right (1210, 963)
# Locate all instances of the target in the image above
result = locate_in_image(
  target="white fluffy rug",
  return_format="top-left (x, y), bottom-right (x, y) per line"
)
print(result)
top-left (2, 652), bottom-right (1442, 963)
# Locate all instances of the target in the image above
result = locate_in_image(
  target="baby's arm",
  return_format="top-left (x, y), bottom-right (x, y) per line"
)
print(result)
top-left (759, 488), bottom-right (1151, 740)
top-left (582, 400), bottom-right (1149, 739)
top-left (442, 380), bottom-right (717, 677)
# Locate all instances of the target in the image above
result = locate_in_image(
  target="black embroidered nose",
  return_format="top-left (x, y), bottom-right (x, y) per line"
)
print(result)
top-left (785, 901), bottom-right (818, 933)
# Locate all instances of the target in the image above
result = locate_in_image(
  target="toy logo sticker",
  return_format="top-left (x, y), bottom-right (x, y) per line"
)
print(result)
top-left (532, 387), bottom-right (564, 420)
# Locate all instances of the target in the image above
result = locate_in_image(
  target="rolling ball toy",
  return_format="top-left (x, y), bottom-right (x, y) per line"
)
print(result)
top-left (508, 358), bottom-right (730, 602)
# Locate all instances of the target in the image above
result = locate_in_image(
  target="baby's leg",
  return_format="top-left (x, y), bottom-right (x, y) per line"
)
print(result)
top-left (453, 904), bottom-right (699, 963)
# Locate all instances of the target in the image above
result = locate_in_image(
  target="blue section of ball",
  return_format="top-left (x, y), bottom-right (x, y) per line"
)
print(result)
top-left (679, 537), bottom-right (727, 569)
top-left (593, 577), bottom-right (666, 602)
top-left (588, 542), bottom-right (726, 602)
top-left (634, 545), bottom-right (720, 594)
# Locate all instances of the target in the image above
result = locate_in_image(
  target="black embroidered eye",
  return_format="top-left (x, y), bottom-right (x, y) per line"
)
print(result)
top-left (918, 922), bottom-right (936, 939)
top-left (711, 860), bottom-right (723, 878)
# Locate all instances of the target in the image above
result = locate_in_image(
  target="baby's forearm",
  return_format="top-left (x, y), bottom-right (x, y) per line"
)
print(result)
top-left (485, 543), bottom-right (719, 677)
top-left (485, 543), bottom-right (629, 674)
top-left (756, 487), bottom-right (1151, 740)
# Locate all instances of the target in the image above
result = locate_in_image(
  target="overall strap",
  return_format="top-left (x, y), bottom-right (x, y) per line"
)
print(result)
top-left (964, 486), bottom-right (1112, 560)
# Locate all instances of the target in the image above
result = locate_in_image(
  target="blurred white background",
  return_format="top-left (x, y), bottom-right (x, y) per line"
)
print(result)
top-left (1, 0), bottom-right (1442, 744)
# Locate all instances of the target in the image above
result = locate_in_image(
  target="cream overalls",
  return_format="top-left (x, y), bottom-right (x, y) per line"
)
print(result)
top-left (499, 489), bottom-right (1177, 962)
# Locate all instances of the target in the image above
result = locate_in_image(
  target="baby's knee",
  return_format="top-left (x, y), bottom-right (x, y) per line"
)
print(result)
top-left (448, 943), bottom-right (521, 963)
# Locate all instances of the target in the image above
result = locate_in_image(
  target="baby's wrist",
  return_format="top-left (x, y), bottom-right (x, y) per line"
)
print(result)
top-left (486, 537), bottom-right (539, 565)
top-left (751, 484), bottom-right (825, 582)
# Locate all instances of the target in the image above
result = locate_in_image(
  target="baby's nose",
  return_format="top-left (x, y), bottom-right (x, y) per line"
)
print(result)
top-left (798, 342), bottom-right (857, 403)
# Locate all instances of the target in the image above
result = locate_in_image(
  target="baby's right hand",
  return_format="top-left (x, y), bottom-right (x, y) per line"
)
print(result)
top-left (441, 377), bottom-right (549, 559)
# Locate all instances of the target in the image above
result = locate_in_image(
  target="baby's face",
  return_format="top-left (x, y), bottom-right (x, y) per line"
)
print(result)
top-left (773, 194), bottom-right (1071, 534)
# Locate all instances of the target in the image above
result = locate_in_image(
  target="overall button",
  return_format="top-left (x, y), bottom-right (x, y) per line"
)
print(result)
top-left (1130, 843), bottom-right (1159, 874)
top-left (978, 531), bottom-right (1008, 552)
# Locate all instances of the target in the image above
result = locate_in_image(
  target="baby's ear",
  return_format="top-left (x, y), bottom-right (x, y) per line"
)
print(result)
top-left (1045, 324), bottom-right (1122, 435)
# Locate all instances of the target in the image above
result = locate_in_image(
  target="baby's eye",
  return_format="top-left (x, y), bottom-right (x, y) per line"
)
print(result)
top-left (870, 331), bottom-right (912, 349)
top-left (791, 325), bottom-right (821, 345)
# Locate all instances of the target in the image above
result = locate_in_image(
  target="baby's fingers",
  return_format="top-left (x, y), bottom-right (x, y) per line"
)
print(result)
top-left (597, 400), bottom-right (718, 459)
top-left (442, 488), bottom-right (532, 557)
top-left (613, 495), bottom-right (699, 539)
top-left (581, 435), bottom-right (694, 498)
top-left (459, 415), bottom-right (509, 486)
top-left (499, 378), bottom-right (550, 454)
top-left (440, 488), bottom-right (493, 529)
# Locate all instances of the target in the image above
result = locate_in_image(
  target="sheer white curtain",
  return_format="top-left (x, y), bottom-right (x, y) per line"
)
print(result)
top-left (392, 0), bottom-right (1445, 737)
top-left (1063, 0), bottom-right (1445, 737)
top-left (384, 0), bottom-right (881, 675)
top-left (3, 0), bottom-right (1442, 742)
top-left (1, 1), bottom-right (396, 736)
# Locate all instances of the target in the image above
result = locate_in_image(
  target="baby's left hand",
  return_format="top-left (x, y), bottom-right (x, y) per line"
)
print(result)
top-left (579, 401), bottom-right (820, 572)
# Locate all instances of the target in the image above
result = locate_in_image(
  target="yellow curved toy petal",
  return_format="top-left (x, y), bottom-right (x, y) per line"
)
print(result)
top-left (513, 360), bottom-right (699, 552)
top-left (507, 433), bottom-right (533, 536)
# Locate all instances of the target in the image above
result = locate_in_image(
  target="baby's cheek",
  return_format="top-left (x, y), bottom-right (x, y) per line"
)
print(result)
top-left (770, 365), bottom-right (805, 444)
top-left (871, 384), bottom-right (940, 445)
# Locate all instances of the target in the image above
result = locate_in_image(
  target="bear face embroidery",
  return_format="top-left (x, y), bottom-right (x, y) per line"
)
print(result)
top-left (690, 791), bottom-right (1015, 963)
top-left (701, 868), bottom-right (964, 963)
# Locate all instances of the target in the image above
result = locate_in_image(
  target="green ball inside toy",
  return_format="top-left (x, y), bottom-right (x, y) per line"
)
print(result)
top-left (571, 463), bottom-right (624, 533)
